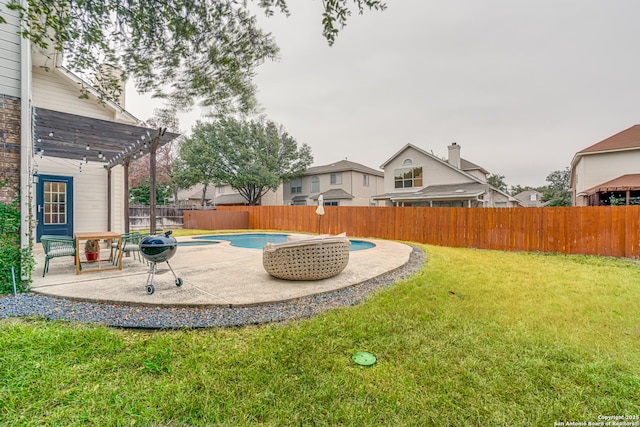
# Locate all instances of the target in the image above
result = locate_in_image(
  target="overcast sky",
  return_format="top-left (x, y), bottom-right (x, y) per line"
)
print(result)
top-left (126, 0), bottom-right (640, 188)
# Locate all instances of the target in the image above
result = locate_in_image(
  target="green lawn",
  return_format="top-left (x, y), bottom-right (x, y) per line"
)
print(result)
top-left (1, 245), bottom-right (639, 426)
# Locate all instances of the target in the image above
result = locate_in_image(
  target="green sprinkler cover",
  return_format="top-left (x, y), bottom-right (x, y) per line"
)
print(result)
top-left (352, 351), bottom-right (377, 366)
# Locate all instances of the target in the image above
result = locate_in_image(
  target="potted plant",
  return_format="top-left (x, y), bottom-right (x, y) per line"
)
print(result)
top-left (84, 239), bottom-right (100, 262)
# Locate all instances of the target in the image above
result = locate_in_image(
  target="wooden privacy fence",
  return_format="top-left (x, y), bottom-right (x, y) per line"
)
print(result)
top-left (129, 205), bottom-right (217, 230)
top-left (183, 210), bottom-right (249, 230)
top-left (194, 206), bottom-right (640, 258)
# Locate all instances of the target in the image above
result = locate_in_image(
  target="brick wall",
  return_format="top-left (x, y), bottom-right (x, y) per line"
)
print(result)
top-left (0, 94), bottom-right (21, 203)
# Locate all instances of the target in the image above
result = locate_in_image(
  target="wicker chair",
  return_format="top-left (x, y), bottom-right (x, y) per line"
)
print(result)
top-left (263, 235), bottom-right (351, 280)
top-left (41, 235), bottom-right (78, 277)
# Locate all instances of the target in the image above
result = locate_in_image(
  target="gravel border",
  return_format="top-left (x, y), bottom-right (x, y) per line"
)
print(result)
top-left (0, 247), bottom-right (425, 329)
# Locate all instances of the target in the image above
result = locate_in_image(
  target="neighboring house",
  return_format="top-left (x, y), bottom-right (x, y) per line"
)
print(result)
top-left (173, 183), bottom-right (255, 206)
top-left (172, 184), bottom-right (213, 206)
top-left (373, 143), bottom-right (518, 207)
top-left (513, 190), bottom-right (545, 207)
top-left (1, 1), bottom-right (178, 246)
top-left (571, 125), bottom-right (640, 206)
top-left (280, 159), bottom-right (384, 206)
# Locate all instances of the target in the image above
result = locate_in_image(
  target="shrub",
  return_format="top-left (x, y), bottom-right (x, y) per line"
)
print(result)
top-left (0, 181), bottom-right (33, 293)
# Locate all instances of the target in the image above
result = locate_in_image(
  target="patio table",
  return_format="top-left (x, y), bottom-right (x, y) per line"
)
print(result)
top-left (74, 231), bottom-right (123, 275)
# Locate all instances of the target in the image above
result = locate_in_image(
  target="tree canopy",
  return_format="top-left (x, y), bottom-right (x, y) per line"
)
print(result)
top-left (5, 0), bottom-right (386, 114)
top-left (487, 173), bottom-right (508, 193)
top-left (176, 118), bottom-right (313, 205)
top-left (541, 167), bottom-right (571, 206)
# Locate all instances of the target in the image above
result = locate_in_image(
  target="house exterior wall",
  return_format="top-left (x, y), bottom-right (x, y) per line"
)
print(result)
top-left (0, 1), bottom-right (22, 203)
top-left (343, 171), bottom-right (384, 206)
top-left (280, 169), bottom-right (384, 206)
top-left (260, 184), bottom-right (284, 206)
top-left (382, 146), bottom-right (474, 194)
top-left (32, 67), bottom-right (115, 121)
top-left (0, 1), bottom-right (21, 98)
top-left (0, 94), bottom-right (21, 203)
top-left (572, 150), bottom-right (640, 206)
top-left (36, 159), bottom-right (126, 233)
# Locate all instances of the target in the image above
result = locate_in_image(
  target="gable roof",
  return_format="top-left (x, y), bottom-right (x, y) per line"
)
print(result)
top-left (57, 66), bottom-right (139, 122)
top-left (305, 160), bottom-right (383, 176)
top-left (578, 125), bottom-right (640, 154)
top-left (460, 158), bottom-right (489, 175)
top-left (311, 189), bottom-right (354, 200)
top-left (379, 143), bottom-right (489, 184)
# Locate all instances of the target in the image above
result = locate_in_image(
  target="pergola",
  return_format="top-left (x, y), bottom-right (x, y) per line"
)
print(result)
top-left (583, 174), bottom-right (640, 206)
top-left (33, 107), bottom-right (181, 233)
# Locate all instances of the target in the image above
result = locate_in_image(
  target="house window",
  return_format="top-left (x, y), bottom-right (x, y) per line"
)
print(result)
top-left (330, 173), bottom-right (342, 185)
top-left (363, 174), bottom-right (370, 187)
top-left (403, 158), bottom-right (413, 165)
top-left (311, 176), bottom-right (320, 193)
top-left (324, 201), bottom-right (339, 206)
top-left (216, 185), bottom-right (225, 194)
top-left (530, 193), bottom-right (537, 201)
top-left (290, 178), bottom-right (302, 194)
top-left (394, 167), bottom-right (423, 189)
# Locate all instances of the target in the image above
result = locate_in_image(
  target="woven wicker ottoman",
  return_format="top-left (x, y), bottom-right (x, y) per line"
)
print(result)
top-left (263, 236), bottom-right (351, 280)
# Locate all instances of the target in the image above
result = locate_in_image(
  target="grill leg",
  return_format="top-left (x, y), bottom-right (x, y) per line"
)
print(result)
top-left (166, 261), bottom-right (183, 287)
top-left (165, 261), bottom-right (177, 280)
top-left (145, 262), bottom-right (157, 287)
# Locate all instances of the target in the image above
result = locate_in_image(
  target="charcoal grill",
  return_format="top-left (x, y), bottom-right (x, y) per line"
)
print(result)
top-left (140, 230), bottom-right (183, 295)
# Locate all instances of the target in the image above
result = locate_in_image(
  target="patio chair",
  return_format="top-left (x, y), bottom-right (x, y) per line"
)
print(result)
top-left (41, 235), bottom-right (78, 277)
top-left (263, 235), bottom-right (351, 280)
top-left (112, 232), bottom-right (145, 265)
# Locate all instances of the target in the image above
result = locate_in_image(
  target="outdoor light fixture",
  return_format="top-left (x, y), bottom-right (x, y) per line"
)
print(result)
top-left (98, 151), bottom-right (103, 159)
top-left (83, 155), bottom-right (87, 163)
top-left (48, 132), bottom-right (54, 137)
top-left (86, 144), bottom-right (90, 150)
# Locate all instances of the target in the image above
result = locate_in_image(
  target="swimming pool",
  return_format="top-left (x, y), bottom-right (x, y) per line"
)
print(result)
top-left (193, 233), bottom-right (375, 251)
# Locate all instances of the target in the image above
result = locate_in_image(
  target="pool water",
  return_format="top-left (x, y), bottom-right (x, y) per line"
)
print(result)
top-left (194, 233), bottom-right (375, 251)
top-left (178, 240), bottom-right (220, 247)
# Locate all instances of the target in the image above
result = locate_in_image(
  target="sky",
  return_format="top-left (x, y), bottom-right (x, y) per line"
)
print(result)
top-left (125, 0), bottom-right (640, 188)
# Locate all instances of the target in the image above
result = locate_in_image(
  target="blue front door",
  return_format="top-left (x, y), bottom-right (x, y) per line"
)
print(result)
top-left (36, 174), bottom-right (74, 242)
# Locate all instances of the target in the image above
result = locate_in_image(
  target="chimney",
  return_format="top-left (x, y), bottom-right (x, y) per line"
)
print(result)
top-left (448, 142), bottom-right (461, 169)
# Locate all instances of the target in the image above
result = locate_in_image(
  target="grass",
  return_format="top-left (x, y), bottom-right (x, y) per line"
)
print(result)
top-left (1, 244), bottom-right (639, 426)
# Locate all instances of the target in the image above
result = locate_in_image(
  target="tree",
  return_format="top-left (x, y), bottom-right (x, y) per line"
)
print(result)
top-left (487, 173), bottom-right (508, 193)
top-left (509, 184), bottom-right (541, 197)
top-left (5, 0), bottom-right (386, 114)
top-left (179, 118), bottom-right (313, 205)
top-left (541, 167), bottom-right (571, 206)
top-left (129, 108), bottom-right (184, 203)
top-left (172, 133), bottom-right (220, 206)
top-left (129, 180), bottom-right (172, 205)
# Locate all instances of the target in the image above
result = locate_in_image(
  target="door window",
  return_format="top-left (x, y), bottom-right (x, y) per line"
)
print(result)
top-left (44, 181), bottom-right (67, 225)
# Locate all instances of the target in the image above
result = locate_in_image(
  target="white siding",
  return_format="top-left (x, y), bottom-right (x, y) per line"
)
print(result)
top-left (110, 166), bottom-right (125, 232)
top-left (383, 146), bottom-right (474, 193)
top-left (32, 67), bottom-right (114, 120)
top-left (347, 171), bottom-right (385, 206)
top-left (0, 0), bottom-right (21, 97)
top-left (574, 150), bottom-right (640, 198)
top-left (35, 158), bottom-right (126, 234)
top-left (261, 184), bottom-right (284, 205)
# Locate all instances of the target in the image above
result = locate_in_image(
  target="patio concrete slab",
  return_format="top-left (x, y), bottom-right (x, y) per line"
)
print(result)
top-left (30, 235), bottom-right (413, 307)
